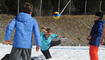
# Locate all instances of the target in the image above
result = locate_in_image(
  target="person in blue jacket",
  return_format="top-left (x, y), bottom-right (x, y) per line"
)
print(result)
top-left (87, 12), bottom-right (104, 60)
top-left (5, 2), bottom-right (41, 60)
top-left (40, 28), bottom-right (61, 59)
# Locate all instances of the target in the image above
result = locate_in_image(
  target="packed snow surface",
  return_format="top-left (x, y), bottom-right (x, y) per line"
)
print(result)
top-left (0, 43), bottom-right (105, 60)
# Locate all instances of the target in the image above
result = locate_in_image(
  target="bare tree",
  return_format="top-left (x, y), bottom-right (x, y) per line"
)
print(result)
top-left (69, 0), bottom-right (72, 14)
top-left (99, 0), bottom-right (102, 12)
top-left (84, 0), bottom-right (87, 14)
top-left (40, 0), bottom-right (42, 16)
top-left (58, 0), bottom-right (60, 12)
top-left (17, 0), bottom-right (19, 14)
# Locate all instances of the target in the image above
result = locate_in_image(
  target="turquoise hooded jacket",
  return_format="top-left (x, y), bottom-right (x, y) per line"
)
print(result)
top-left (40, 32), bottom-right (58, 51)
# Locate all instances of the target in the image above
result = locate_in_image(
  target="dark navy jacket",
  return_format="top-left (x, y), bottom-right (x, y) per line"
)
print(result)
top-left (89, 20), bottom-right (104, 47)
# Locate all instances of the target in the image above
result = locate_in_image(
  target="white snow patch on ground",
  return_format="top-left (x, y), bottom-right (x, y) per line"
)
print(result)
top-left (0, 43), bottom-right (105, 60)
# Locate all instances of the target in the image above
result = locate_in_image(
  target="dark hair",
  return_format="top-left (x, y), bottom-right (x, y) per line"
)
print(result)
top-left (46, 28), bottom-right (52, 33)
top-left (95, 12), bottom-right (103, 20)
top-left (23, 2), bottom-right (33, 14)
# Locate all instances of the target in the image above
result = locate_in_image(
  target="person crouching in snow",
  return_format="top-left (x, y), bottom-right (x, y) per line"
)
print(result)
top-left (87, 12), bottom-right (105, 60)
top-left (5, 2), bottom-right (41, 60)
top-left (40, 28), bottom-right (61, 59)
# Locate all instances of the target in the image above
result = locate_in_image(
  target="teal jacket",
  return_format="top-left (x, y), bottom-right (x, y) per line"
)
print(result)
top-left (40, 32), bottom-right (58, 51)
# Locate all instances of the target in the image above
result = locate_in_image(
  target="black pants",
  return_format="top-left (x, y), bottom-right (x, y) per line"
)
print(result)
top-left (9, 47), bottom-right (31, 60)
top-left (41, 49), bottom-right (51, 59)
top-left (50, 40), bottom-right (61, 47)
top-left (41, 40), bottom-right (61, 59)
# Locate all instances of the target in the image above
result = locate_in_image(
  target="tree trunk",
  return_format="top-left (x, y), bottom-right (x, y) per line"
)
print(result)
top-left (17, 0), bottom-right (19, 15)
top-left (69, 0), bottom-right (72, 15)
top-left (84, 0), bottom-right (87, 14)
top-left (99, 0), bottom-right (102, 12)
top-left (58, 0), bottom-right (60, 12)
top-left (40, 0), bottom-right (42, 16)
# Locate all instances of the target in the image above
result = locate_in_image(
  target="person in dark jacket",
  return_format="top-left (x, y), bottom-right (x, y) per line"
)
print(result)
top-left (87, 12), bottom-right (104, 60)
top-left (4, 2), bottom-right (41, 60)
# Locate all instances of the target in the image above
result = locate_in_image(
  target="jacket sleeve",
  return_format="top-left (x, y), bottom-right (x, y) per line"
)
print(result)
top-left (33, 19), bottom-right (41, 47)
top-left (5, 18), bottom-right (16, 40)
top-left (51, 34), bottom-right (59, 39)
top-left (90, 28), bottom-right (93, 36)
top-left (90, 25), bottom-right (94, 36)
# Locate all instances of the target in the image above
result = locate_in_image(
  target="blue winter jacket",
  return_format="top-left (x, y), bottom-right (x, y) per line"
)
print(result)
top-left (5, 12), bottom-right (41, 49)
top-left (89, 20), bottom-right (105, 47)
top-left (40, 32), bottom-right (58, 51)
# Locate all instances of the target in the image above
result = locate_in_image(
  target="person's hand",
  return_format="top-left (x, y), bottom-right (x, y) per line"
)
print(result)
top-left (5, 40), bottom-right (11, 44)
top-left (100, 43), bottom-right (104, 47)
top-left (52, 39), bottom-right (55, 41)
top-left (58, 36), bottom-right (60, 38)
top-left (36, 46), bottom-right (40, 52)
top-left (87, 36), bottom-right (91, 40)
top-left (101, 41), bottom-right (103, 45)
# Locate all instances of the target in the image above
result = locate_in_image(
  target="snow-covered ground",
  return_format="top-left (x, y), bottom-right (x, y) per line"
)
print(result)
top-left (0, 43), bottom-right (105, 60)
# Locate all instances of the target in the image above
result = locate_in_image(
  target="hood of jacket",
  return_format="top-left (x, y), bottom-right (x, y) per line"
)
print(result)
top-left (16, 12), bottom-right (32, 22)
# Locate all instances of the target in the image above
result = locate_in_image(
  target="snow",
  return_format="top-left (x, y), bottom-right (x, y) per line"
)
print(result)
top-left (0, 43), bottom-right (105, 60)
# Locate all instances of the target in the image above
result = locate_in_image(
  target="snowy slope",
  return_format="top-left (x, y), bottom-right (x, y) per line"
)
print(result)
top-left (0, 43), bottom-right (105, 60)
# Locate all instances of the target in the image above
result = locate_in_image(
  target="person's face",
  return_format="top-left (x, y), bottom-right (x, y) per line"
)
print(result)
top-left (44, 31), bottom-right (47, 34)
top-left (30, 12), bottom-right (32, 15)
top-left (94, 16), bottom-right (100, 21)
top-left (44, 31), bottom-right (51, 38)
